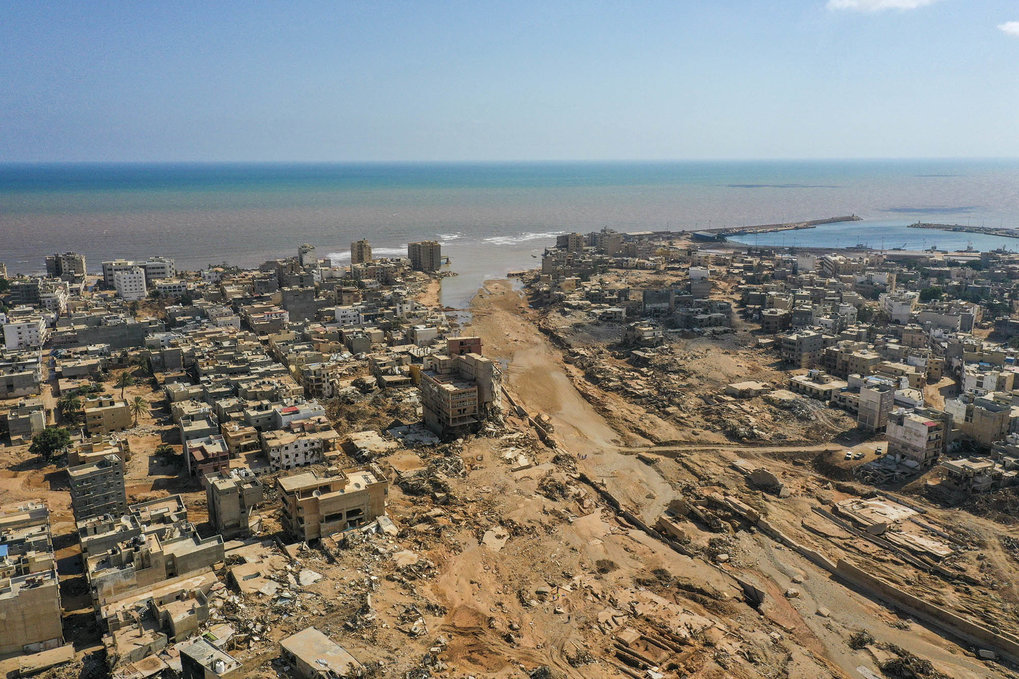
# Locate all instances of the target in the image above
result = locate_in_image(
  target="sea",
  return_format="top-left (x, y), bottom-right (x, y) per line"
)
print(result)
top-left (3, 160), bottom-right (1019, 307)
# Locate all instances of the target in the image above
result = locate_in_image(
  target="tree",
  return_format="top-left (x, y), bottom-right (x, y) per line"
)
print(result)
top-left (130, 396), bottom-right (149, 426)
top-left (117, 372), bottom-right (135, 399)
top-left (57, 394), bottom-right (82, 426)
top-left (29, 427), bottom-right (71, 461)
top-left (919, 286), bottom-right (943, 302)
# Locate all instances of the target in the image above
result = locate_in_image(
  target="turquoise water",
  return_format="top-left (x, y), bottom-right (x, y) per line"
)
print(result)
top-left (2, 160), bottom-right (1019, 306)
top-left (730, 219), bottom-right (1019, 252)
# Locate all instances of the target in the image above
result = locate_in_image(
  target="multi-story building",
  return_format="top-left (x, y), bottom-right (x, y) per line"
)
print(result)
top-left (67, 454), bottom-right (128, 522)
top-left (779, 330), bottom-right (824, 368)
top-left (81, 496), bottom-right (224, 607)
top-left (101, 259), bottom-right (139, 287)
top-left (760, 308), bottom-right (791, 334)
top-left (3, 399), bottom-right (47, 443)
top-left (221, 422), bottom-right (260, 456)
top-left (261, 416), bottom-right (339, 471)
top-left (408, 241), bottom-right (442, 272)
top-left (350, 239), bottom-right (373, 265)
top-left (114, 266), bottom-right (148, 301)
top-left (203, 469), bottom-right (263, 538)
top-left (184, 434), bottom-right (231, 477)
top-left (276, 465), bottom-right (387, 542)
top-left (67, 434), bottom-right (131, 466)
top-left (3, 311), bottom-right (49, 350)
top-left (0, 501), bottom-right (64, 656)
top-left (420, 352), bottom-right (499, 436)
top-left (945, 394), bottom-right (1012, 447)
top-left (297, 243), bottom-right (317, 267)
top-left (154, 279), bottom-right (190, 297)
top-left (83, 396), bottom-right (132, 435)
top-left (0, 350), bottom-right (43, 398)
top-left (858, 381), bottom-right (895, 432)
top-left (141, 256), bottom-right (176, 283)
top-left (886, 407), bottom-right (951, 468)
top-left (45, 251), bottom-right (87, 281)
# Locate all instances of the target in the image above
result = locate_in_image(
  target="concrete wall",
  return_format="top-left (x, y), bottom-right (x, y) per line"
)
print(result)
top-left (835, 559), bottom-right (1019, 663)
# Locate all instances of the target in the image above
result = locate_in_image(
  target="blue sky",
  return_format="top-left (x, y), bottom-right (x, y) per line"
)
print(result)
top-left (2, 1), bottom-right (1018, 162)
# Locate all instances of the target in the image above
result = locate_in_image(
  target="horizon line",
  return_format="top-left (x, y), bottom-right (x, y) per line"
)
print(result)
top-left (3, 156), bottom-right (1019, 167)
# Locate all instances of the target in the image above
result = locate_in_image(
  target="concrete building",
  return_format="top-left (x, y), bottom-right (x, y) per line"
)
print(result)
top-left (84, 396), bottom-right (132, 435)
top-left (4, 399), bottom-right (47, 443)
top-left (886, 407), bottom-right (951, 468)
top-left (154, 279), bottom-right (190, 297)
top-left (945, 394), bottom-right (1012, 447)
top-left (279, 627), bottom-right (364, 679)
top-left (141, 256), bottom-right (176, 283)
top-left (881, 291), bottom-right (919, 324)
top-left (184, 434), bottom-right (231, 477)
top-left (82, 496), bottom-right (225, 607)
top-left (102, 259), bottom-right (139, 287)
top-left (277, 465), bottom-right (387, 542)
top-left (408, 240), bottom-right (442, 272)
top-left (67, 434), bottom-right (131, 466)
top-left (779, 331), bottom-right (824, 368)
top-left (556, 232), bottom-right (586, 253)
top-left (261, 417), bottom-right (339, 471)
top-left (3, 313), bottom-right (49, 350)
top-left (45, 251), bottom-right (87, 281)
top-left (179, 637), bottom-right (242, 679)
top-left (420, 349), bottom-right (499, 437)
top-left (221, 422), bottom-right (260, 456)
top-left (858, 381), bottom-right (895, 432)
top-left (350, 239), bottom-right (373, 265)
top-left (0, 501), bottom-right (64, 656)
top-left (68, 454), bottom-right (128, 522)
top-left (114, 266), bottom-right (148, 301)
top-left (0, 351), bottom-right (43, 398)
top-left (204, 469), bottom-right (263, 538)
top-left (788, 370), bottom-right (847, 403)
top-left (447, 336), bottom-right (482, 356)
top-left (298, 243), bottom-right (316, 267)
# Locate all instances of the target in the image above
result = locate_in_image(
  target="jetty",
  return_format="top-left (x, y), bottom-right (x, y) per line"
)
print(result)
top-left (908, 222), bottom-right (1019, 240)
top-left (685, 215), bottom-right (861, 242)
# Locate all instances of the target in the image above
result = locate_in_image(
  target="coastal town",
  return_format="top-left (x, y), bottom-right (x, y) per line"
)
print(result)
top-left (3, 229), bottom-right (1019, 679)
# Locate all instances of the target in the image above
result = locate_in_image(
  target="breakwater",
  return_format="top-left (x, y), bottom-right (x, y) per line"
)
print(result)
top-left (908, 222), bottom-right (1019, 240)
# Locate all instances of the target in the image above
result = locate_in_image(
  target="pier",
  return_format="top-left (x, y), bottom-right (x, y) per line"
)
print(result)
top-left (908, 222), bottom-right (1019, 240)
top-left (682, 215), bottom-right (861, 242)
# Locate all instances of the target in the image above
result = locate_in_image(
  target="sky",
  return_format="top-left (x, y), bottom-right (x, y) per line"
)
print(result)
top-left (1, 1), bottom-right (1018, 162)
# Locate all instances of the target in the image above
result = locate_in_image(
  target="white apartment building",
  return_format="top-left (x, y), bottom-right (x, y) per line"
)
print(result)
top-left (101, 259), bottom-right (138, 287)
top-left (334, 306), bottom-right (364, 327)
top-left (38, 284), bottom-right (69, 314)
top-left (154, 279), bottom-right (190, 297)
top-left (113, 267), bottom-right (148, 301)
top-left (3, 315), bottom-right (48, 350)
top-left (142, 256), bottom-right (176, 283)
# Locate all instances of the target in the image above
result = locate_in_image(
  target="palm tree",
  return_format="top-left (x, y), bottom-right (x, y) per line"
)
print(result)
top-left (130, 396), bottom-right (149, 426)
top-left (117, 372), bottom-right (135, 399)
top-left (57, 394), bottom-right (82, 426)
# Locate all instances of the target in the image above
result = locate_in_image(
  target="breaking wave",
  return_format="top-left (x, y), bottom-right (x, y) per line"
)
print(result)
top-left (482, 230), bottom-right (563, 247)
top-left (326, 246), bottom-right (407, 263)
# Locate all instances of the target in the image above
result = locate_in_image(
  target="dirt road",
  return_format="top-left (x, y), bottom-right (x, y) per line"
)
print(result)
top-left (468, 281), bottom-right (674, 522)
